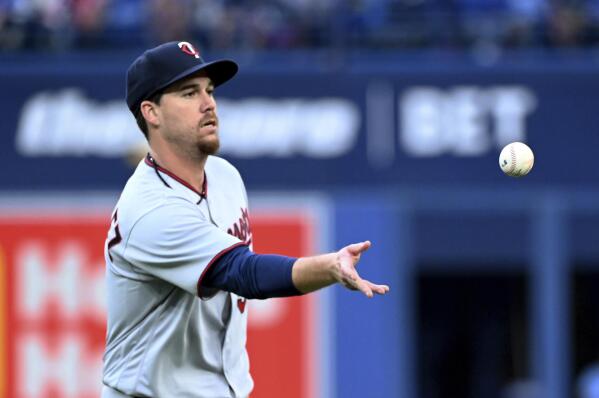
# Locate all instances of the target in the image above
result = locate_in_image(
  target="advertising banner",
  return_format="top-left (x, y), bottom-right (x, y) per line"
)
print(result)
top-left (1, 55), bottom-right (598, 190)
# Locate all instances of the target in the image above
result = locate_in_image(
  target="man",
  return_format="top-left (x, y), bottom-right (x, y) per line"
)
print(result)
top-left (102, 41), bottom-right (389, 398)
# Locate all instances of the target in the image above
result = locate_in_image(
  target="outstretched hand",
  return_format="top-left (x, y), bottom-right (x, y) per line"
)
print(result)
top-left (334, 241), bottom-right (390, 298)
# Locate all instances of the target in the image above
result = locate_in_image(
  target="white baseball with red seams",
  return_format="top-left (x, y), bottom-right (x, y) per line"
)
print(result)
top-left (499, 142), bottom-right (535, 177)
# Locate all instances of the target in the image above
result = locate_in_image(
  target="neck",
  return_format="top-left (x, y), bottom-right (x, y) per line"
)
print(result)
top-left (149, 144), bottom-right (207, 193)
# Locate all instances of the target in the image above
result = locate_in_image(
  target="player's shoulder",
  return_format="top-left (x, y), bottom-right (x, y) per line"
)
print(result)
top-left (115, 161), bottom-right (193, 224)
top-left (206, 155), bottom-right (243, 181)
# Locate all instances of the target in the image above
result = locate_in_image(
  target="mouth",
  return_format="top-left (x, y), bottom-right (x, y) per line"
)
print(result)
top-left (200, 119), bottom-right (217, 129)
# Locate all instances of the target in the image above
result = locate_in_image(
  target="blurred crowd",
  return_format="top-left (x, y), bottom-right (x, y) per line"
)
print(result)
top-left (1, 0), bottom-right (599, 51)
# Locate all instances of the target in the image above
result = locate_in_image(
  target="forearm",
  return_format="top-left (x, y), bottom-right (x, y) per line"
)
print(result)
top-left (205, 246), bottom-right (338, 297)
top-left (291, 253), bottom-right (337, 294)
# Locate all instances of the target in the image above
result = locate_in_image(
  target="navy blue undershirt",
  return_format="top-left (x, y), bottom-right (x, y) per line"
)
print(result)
top-left (203, 245), bottom-right (302, 299)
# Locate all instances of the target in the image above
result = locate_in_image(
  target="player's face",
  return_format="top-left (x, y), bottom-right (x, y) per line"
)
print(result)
top-left (157, 73), bottom-right (220, 157)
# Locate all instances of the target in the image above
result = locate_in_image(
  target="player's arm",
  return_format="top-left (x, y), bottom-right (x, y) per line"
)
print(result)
top-left (204, 240), bottom-right (389, 299)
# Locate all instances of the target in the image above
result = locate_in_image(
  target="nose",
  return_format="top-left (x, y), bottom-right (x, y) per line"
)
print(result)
top-left (200, 92), bottom-right (216, 113)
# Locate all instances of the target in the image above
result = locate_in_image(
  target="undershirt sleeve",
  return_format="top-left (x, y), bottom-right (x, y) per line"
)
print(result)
top-left (201, 245), bottom-right (303, 299)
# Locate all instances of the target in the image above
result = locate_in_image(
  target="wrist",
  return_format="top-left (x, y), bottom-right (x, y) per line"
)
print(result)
top-left (291, 252), bottom-right (339, 293)
top-left (325, 252), bottom-right (340, 284)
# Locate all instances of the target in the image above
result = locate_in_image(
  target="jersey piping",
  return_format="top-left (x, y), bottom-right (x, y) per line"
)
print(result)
top-left (196, 241), bottom-right (248, 299)
top-left (144, 153), bottom-right (207, 198)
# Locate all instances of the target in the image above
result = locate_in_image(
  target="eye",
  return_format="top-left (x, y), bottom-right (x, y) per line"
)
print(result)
top-left (183, 90), bottom-right (197, 98)
top-left (206, 88), bottom-right (215, 96)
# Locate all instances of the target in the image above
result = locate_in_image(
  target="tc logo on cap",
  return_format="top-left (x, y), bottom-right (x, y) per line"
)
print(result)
top-left (178, 41), bottom-right (200, 59)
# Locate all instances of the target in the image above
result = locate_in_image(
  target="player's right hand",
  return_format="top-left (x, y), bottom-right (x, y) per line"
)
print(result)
top-left (334, 241), bottom-right (390, 298)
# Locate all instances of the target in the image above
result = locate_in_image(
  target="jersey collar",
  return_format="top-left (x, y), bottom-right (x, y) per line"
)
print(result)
top-left (144, 153), bottom-right (208, 199)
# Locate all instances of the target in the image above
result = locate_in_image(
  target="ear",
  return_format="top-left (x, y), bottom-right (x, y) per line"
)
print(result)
top-left (140, 100), bottom-right (160, 128)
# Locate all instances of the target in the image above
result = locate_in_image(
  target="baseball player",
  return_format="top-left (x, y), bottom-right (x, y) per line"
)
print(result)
top-left (102, 41), bottom-right (389, 398)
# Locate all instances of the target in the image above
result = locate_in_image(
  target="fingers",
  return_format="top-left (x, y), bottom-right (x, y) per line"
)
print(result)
top-left (356, 279), bottom-right (390, 298)
top-left (345, 240), bottom-right (371, 256)
top-left (355, 278), bottom-right (374, 298)
top-left (342, 273), bottom-right (389, 298)
top-left (341, 275), bottom-right (372, 297)
top-left (365, 280), bottom-right (390, 295)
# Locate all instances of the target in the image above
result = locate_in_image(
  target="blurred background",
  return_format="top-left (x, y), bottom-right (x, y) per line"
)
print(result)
top-left (2, 0), bottom-right (599, 398)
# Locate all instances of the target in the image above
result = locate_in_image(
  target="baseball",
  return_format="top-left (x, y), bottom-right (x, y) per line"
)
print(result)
top-left (499, 142), bottom-right (534, 177)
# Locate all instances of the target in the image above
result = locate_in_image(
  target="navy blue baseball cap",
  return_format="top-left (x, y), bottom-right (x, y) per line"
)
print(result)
top-left (126, 41), bottom-right (238, 114)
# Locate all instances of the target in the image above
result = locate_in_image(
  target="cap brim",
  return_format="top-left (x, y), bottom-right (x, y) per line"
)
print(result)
top-left (153, 59), bottom-right (238, 97)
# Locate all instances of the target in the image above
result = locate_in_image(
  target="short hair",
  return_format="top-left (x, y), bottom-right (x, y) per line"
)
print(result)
top-left (134, 91), bottom-right (164, 139)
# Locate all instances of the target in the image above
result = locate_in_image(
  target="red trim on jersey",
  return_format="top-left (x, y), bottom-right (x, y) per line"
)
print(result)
top-left (237, 298), bottom-right (247, 313)
top-left (145, 153), bottom-right (207, 198)
top-left (197, 241), bottom-right (249, 298)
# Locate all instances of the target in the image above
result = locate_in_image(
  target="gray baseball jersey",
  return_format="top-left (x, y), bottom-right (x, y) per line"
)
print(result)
top-left (102, 154), bottom-right (253, 398)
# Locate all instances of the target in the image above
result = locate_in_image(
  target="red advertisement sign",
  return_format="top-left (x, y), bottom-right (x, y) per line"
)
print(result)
top-left (1, 217), bottom-right (107, 398)
top-left (0, 210), bottom-right (318, 398)
top-left (248, 212), bottom-right (318, 398)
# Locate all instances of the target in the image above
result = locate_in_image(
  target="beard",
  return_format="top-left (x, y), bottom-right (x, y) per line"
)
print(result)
top-left (196, 114), bottom-right (220, 156)
top-left (164, 125), bottom-right (220, 159)
top-left (197, 134), bottom-right (220, 155)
